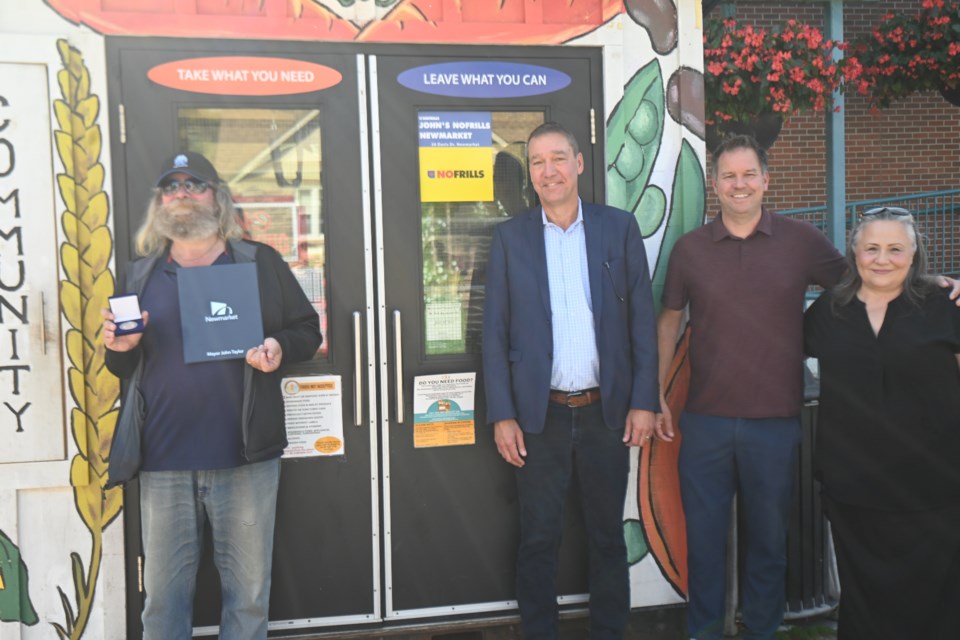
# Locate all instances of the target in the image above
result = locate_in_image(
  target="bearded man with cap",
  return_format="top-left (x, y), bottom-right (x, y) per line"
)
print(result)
top-left (102, 152), bottom-right (322, 639)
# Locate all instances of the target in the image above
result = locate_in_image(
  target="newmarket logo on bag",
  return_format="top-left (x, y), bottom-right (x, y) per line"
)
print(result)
top-left (206, 300), bottom-right (239, 322)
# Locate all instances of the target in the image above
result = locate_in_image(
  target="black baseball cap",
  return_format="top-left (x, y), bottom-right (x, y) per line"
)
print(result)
top-left (156, 152), bottom-right (221, 187)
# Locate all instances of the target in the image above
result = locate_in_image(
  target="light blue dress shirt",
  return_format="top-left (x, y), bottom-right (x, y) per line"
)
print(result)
top-left (542, 200), bottom-right (601, 392)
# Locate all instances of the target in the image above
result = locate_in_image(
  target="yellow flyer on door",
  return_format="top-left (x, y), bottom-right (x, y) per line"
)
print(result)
top-left (413, 372), bottom-right (476, 448)
top-left (281, 375), bottom-right (345, 457)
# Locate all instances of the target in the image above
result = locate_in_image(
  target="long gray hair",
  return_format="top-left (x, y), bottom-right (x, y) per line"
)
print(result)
top-left (831, 208), bottom-right (934, 311)
top-left (134, 183), bottom-right (244, 256)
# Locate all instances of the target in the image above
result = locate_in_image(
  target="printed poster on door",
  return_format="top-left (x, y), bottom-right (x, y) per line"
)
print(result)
top-left (418, 111), bottom-right (493, 202)
top-left (413, 372), bottom-right (476, 448)
top-left (281, 375), bottom-right (345, 457)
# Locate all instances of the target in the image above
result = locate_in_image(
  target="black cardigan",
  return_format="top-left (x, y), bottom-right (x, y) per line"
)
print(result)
top-left (106, 239), bottom-right (321, 485)
top-left (804, 289), bottom-right (960, 511)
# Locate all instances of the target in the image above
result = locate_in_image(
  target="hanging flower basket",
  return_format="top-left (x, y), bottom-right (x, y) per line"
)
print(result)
top-left (854, 0), bottom-right (960, 108)
top-left (703, 17), bottom-right (867, 149)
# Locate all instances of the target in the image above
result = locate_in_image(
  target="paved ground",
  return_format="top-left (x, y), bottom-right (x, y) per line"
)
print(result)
top-left (289, 606), bottom-right (840, 639)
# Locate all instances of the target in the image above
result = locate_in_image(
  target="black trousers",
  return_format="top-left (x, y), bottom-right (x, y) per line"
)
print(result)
top-left (514, 401), bottom-right (630, 640)
top-left (824, 495), bottom-right (960, 640)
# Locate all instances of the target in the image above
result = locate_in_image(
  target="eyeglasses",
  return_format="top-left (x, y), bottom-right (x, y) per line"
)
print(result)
top-left (160, 178), bottom-right (210, 196)
top-left (860, 206), bottom-right (913, 220)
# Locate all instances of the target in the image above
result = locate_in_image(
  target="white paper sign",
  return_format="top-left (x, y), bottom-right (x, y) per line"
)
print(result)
top-left (281, 375), bottom-right (345, 457)
top-left (425, 301), bottom-right (463, 341)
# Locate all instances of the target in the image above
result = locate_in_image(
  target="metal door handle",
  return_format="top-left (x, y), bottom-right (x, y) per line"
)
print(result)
top-left (393, 309), bottom-right (404, 423)
top-left (352, 311), bottom-right (362, 427)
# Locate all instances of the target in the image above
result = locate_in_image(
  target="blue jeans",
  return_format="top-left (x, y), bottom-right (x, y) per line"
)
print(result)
top-left (515, 401), bottom-right (630, 640)
top-left (679, 412), bottom-right (800, 640)
top-left (139, 458), bottom-right (280, 640)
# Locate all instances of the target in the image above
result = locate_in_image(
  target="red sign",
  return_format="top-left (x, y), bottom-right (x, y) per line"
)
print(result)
top-left (147, 57), bottom-right (342, 96)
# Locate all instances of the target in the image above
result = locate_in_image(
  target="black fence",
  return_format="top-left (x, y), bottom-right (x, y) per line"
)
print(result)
top-left (782, 188), bottom-right (960, 276)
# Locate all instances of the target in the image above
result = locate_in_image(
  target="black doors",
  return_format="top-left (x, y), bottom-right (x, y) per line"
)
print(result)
top-left (108, 39), bottom-right (379, 633)
top-left (108, 39), bottom-right (605, 635)
top-left (372, 48), bottom-right (602, 618)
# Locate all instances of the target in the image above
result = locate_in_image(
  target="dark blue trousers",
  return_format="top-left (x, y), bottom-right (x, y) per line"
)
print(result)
top-left (515, 401), bottom-right (630, 640)
top-left (678, 411), bottom-right (801, 640)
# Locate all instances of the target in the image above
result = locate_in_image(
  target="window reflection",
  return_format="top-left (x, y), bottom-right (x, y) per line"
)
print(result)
top-left (421, 112), bottom-right (543, 356)
top-left (177, 108), bottom-right (328, 357)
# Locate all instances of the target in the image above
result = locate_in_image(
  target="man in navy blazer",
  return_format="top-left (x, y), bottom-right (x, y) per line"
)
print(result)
top-left (482, 122), bottom-right (660, 639)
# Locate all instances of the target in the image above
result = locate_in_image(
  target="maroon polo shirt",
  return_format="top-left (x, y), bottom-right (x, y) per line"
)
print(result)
top-left (662, 209), bottom-right (845, 418)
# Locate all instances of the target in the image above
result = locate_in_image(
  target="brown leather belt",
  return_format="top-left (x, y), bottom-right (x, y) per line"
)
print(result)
top-left (549, 388), bottom-right (601, 408)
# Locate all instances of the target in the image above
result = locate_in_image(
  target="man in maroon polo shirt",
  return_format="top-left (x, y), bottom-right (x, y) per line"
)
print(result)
top-left (657, 135), bottom-right (960, 639)
top-left (655, 135), bottom-right (843, 640)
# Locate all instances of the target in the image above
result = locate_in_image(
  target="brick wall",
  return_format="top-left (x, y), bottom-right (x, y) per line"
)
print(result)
top-left (703, 1), bottom-right (960, 217)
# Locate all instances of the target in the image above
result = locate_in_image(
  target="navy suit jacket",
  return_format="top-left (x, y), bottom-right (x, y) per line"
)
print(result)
top-left (482, 202), bottom-right (660, 433)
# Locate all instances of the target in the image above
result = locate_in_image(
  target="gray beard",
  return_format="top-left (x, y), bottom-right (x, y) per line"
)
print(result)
top-left (154, 199), bottom-right (220, 242)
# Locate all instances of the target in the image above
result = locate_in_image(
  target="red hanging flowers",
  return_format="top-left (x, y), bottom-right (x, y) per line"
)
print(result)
top-left (704, 17), bottom-right (867, 124)
top-left (854, 0), bottom-right (960, 107)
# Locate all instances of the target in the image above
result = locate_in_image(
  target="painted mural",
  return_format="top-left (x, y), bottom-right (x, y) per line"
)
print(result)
top-left (0, 530), bottom-right (38, 625)
top-left (52, 40), bottom-right (122, 639)
top-left (2, 0), bottom-right (706, 636)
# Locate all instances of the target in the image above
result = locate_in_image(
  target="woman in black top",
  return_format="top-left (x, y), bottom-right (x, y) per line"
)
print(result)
top-left (804, 207), bottom-right (960, 639)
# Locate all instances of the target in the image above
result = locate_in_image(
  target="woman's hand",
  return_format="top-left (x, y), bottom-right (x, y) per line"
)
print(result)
top-left (101, 308), bottom-right (148, 352)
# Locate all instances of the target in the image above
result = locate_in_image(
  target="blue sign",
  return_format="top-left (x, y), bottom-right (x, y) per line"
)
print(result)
top-left (398, 61), bottom-right (571, 98)
top-left (418, 112), bottom-right (492, 148)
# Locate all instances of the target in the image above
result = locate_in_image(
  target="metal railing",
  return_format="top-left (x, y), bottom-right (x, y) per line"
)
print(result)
top-left (781, 189), bottom-right (960, 276)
